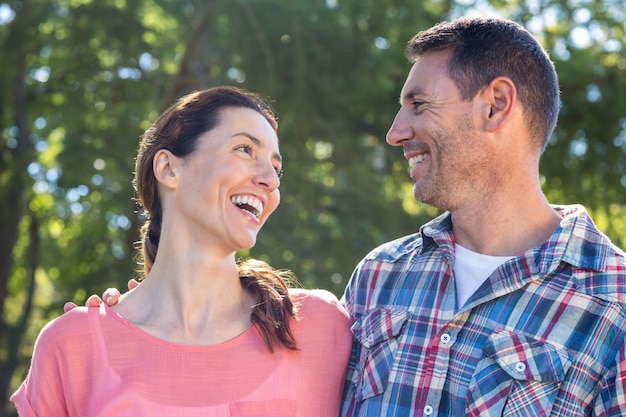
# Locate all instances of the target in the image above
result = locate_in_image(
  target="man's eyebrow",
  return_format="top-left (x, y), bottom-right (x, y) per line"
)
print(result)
top-left (233, 132), bottom-right (282, 163)
top-left (399, 87), bottom-right (423, 104)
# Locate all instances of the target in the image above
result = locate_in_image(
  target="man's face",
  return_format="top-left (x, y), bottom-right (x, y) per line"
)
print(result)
top-left (386, 50), bottom-right (491, 212)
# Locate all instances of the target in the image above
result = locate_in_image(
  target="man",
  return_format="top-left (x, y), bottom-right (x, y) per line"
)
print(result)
top-left (340, 17), bottom-right (626, 417)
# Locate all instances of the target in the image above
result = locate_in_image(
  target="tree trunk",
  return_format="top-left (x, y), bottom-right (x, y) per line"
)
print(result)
top-left (0, 214), bottom-right (38, 412)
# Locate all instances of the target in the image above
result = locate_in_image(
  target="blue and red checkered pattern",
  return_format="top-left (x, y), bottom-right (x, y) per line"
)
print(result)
top-left (341, 205), bottom-right (626, 417)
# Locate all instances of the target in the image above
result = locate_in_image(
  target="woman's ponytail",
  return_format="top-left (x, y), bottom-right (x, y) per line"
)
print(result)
top-left (238, 259), bottom-right (299, 352)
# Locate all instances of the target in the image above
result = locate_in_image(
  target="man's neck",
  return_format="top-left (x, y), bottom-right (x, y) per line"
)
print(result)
top-left (449, 194), bottom-right (561, 256)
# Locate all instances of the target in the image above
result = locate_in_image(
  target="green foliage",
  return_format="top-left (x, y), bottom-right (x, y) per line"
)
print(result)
top-left (1, 0), bottom-right (625, 413)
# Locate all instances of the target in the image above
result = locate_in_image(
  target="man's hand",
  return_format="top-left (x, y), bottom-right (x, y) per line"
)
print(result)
top-left (63, 279), bottom-right (140, 312)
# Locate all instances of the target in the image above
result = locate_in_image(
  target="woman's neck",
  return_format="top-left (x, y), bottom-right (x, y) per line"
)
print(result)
top-left (113, 252), bottom-right (255, 345)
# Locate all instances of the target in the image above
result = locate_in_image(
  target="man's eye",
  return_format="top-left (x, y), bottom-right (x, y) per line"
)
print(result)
top-left (276, 167), bottom-right (284, 178)
top-left (412, 100), bottom-right (424, 111)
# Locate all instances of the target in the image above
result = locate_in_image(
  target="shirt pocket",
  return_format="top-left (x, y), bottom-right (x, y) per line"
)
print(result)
top-left (465, 329), bottom-right (573, 417)
top-left (350, 308), bottom-right (409, 402)
top-left (230, 400), bottom-right (296, 417)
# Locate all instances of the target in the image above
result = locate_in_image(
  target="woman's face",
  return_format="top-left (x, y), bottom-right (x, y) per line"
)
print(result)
top-left (165, 106), bottom-right (282, 253)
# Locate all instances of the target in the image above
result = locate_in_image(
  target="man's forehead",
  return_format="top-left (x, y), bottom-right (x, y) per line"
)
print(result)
top-left (399, 55), bottom-right (455, 102)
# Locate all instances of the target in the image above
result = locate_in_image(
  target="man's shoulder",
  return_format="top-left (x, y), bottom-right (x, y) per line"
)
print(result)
top-left (362, 212), bottom-right (451, 263)
top-left (362, 232), bottom-right (424, 262)
top-left (553, 204), bottom-right (626, 302)
top-left (570, 244), bottom-right (626, 303)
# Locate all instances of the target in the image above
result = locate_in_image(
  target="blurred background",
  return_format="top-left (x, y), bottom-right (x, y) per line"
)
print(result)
top-left (1, 0), bottom-right (625, 413)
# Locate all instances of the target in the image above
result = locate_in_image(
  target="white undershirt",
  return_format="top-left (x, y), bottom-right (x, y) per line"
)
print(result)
top-left (453, 243), bottom-right (514, 309)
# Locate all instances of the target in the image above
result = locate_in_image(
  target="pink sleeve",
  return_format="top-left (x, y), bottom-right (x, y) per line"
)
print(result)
top-left (11, 308), bottom-right (95, 417)
top-left (291, 289), bottom-right (353, 417)
top-left (11, 319), bottom-right (70, 416)
top-left (10, 385), bottom-right (39, 417)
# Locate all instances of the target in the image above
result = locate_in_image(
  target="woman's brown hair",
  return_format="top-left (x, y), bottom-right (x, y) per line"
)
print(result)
top-left (134, 86), bottom-right (298, 352)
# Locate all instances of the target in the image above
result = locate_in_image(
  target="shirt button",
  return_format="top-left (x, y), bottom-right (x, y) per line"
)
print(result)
top-left (515, 362), bottom-right (526, 373)
top-left (367, 334), bottom-right (374, 344)
top-left (440, 333), bottom-right (451, 344)
top-left (424, 405), bottom-right (434, 415)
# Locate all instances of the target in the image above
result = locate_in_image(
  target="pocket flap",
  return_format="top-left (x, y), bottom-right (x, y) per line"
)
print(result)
top-left (484, 329), bottom-right (573, 382)
top-left (352, 308), bottom-right (409, 348)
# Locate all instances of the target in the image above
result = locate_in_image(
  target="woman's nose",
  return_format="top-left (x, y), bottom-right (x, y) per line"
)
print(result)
top-left (254, 161), bottom-right (280, 191)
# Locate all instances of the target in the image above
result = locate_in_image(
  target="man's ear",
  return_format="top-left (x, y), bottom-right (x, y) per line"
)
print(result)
top-left (153, 149), bottom-right (179, 189)
top-left (483, 76), bottom-right (516, 132)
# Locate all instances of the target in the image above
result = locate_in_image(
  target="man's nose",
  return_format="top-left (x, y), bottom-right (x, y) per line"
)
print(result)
top-left (386, 108), bottom-right (414, 146)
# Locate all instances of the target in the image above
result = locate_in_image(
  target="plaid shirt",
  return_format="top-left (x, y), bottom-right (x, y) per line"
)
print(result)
top-left (341, 205), bottom-right (626, 417)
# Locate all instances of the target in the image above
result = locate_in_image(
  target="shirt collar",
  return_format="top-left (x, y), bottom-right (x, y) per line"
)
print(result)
top-left (551, 204), bottom-right (611, 271)
top-left (418, 205), bottom-right (614, 272)
top-left (420, 211), bottom-right (453, 248)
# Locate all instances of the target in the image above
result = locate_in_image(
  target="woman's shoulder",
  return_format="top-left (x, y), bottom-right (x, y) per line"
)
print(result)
top-left (287, 288), bottom-right (351, 335)
top-left (288, 288), bottom-right (346, 315)
top-left (287, 288), bottom-right (353, 367)
top-left (34, 306), bottom-right (98, 348)
top-left (40, 306), bottom-right (90, 331)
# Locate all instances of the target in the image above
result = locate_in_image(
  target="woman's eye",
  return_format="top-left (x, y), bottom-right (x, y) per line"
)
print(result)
top-left (275, 167), bottom-right (284, 178)
top-left (236, 144), bottom-right (253, 154)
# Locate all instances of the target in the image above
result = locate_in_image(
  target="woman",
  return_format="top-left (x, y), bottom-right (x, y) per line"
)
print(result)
top-left (12, 86), bottom-right (352, 416)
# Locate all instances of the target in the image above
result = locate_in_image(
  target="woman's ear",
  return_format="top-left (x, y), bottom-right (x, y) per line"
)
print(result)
top-left (153, 149), bottom-right (179, 189)
top-left (483, 76), bottom-right (516, 132)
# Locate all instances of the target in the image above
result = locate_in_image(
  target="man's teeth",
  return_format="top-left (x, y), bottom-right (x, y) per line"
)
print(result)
top-left (408, 154), bottom-right (427, 168)
top-left (231, 195), bottom-right (263, 218)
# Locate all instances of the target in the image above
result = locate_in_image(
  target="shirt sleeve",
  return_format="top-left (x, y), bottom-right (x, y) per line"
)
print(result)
top-left (11, 318), bottom-right (70, 417)
top-left (340, 262), bottom-right (364, 417)
top-left (291, 288), bottom-right (353, 417)
top-left (596, 338), bottom-right (626, 416)
top-left (340, 340), bottom-right (361, 417)
top-left (10, 384), bottom-right (40, 417)
top-left (11, 308), bottom-right (95, 417)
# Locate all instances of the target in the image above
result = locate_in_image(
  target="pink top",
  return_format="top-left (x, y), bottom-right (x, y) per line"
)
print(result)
top-left (12, 288), bottom-right (352, 417)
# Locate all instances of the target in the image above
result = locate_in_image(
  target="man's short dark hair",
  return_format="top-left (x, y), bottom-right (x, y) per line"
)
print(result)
top-left (407, 17), bottom-right (560, 152)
